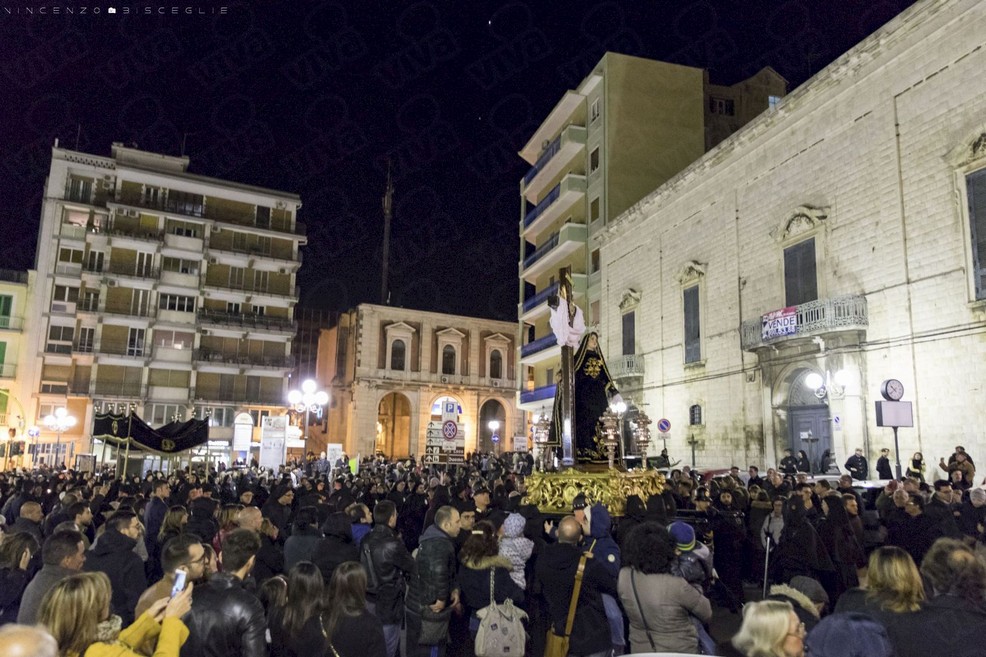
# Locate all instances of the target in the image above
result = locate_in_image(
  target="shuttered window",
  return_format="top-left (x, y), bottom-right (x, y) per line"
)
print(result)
top-left (622, 311), bottom-right (635, 356)
top-left (968, 169), bottom-right (986, 299)
top-left (784, 238), bottom-right (817, 307)
top-left (684, 286), bottom-right (701, 363)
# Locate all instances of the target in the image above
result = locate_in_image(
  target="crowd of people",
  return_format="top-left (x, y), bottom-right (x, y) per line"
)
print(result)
top-left (0, 445), bottom-right (984, 657)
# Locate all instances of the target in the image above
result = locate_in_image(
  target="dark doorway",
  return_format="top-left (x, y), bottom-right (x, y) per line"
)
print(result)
top-left (787, 405), bottom-right (831, 474)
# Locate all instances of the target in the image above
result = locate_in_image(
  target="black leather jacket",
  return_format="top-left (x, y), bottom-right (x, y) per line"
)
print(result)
top-left (361, 524), bottom-right (416, 623)
top-left (404, 524), bottom-right (458, 615)
top-left (180, 572), bottom-right (267, 657)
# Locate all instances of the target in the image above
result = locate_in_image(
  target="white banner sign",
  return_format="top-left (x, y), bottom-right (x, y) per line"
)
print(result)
top-left (513, 435), bottom-right (528, 452)
top-left (259, 416), bottom-right (288, 470)
top-left (326, 443), bottom-right (344, 463)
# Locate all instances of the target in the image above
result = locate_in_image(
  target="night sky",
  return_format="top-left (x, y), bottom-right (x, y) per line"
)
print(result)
top-left (0, 0), bottom-right (916, 322)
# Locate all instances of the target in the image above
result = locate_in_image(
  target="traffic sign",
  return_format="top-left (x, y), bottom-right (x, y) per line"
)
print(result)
top-left (442, 421), bottom-right (458, 440)
top-left (657, 418), bottom-right (671, 433)
top-left (491, 433), bottom-right (500, 443)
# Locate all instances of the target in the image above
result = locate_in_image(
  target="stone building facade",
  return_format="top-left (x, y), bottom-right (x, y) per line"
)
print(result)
top-left (315, 304), bottom-right (521, 459)
top-left (596, 0), bottom-right (986, 475)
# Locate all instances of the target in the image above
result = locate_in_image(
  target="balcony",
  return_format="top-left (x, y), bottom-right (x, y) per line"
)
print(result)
top-left (196, 310), bottom-right (296, 333)
top-left (86, 264), bottom-right (160, 281)
top-left (104, 226), bottom-right (165, 244)
top-left (522, 282), bottom-right (560, 314)
top-left (523, 174), bottom-right (586, 241)
top-left (164, 231), bottom-right (204, 252)
top-left (203, 280), bottom-right (297, 300)
top-left (523, 125), bottom-right (587, 203)
top-left (97, 342), bottom-right (148, 359)
top-left (520, 90), bottom-right (586, 164)
top-left (519, 384), bottom-right (557, 410)
top-left (520, 333), bottom-right (560, 364)
top-left (610, 354), bottom-right (645, 380)
top-left (194, 390), bottom-right (285, 405)
top-left (0, 363), bottom-right (15, 378)
top-left (102, 305), bottom-right (156, 320)
top-left (741, 294), bottom-right (868, 352)
top-left (193, 349), bottom-right (294, 370)
top-left (0, 316), bottom-right (23, 331)
top-left (521, 222), bottom-right (587, 281)
top-left (0, 269), bottom-right (28, 284)
top-left (92, 382), bottom-right (147, 398)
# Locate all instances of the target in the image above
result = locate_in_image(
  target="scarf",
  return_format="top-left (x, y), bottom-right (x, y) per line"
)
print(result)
top-left (95, 615), bottom-right (123, 643)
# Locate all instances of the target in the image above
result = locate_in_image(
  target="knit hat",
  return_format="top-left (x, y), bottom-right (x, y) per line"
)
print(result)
top-left (804, 612), bottom-right (894, 657)
top-left (789, 576), bottom-right (829, 606)
top-left (668, 521), bottom-right (696, 551)
top-left (502, 513), bottom-right (526, 538)
top-left (572, 493), bottom-right (589, 511)
top-left (970, 488), bottom-right (986, 503)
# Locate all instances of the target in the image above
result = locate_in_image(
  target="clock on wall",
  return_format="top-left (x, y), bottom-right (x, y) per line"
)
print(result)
top-left (880, 379), bottom-right (904, 401)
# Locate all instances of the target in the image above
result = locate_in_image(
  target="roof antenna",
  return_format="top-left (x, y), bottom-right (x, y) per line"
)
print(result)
top-left (74, 124), bottom-right (81, 150)
top-left (380, 159), bottom-right (394, 305)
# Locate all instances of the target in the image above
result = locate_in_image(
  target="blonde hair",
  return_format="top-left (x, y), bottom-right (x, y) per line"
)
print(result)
top-left (731, 600), bottom-right (793, 657)
top-left (866, 546), bottom-right (925, 612)
top-left (38, 571), bottom-right (112, 657)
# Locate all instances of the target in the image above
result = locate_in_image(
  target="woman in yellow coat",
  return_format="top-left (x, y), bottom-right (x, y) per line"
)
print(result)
top-left (38, 571), bottom-right (192, 657)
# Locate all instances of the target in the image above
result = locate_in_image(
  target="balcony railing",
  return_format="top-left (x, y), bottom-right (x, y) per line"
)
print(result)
top-left (194, 390), bottom-right (285, 404)
top-left (203, 280), bottom-right (296, 298)
top-left (0, 363), bottom-right (15, 378)
top-left (524, 184), bottom-right (561, 227)
top-left (102, 305), bottom-right (156, 319)
top-left (610, 354), bottom-right (644, 379)
top-left (523, 234), bottom-right (560, 269)
top-left (521, 334), bottom-right (558, 358)
top-left (523, 135), bottom-right (562, 185)
top-left (522, 282), bottom-right (560, 313)
top-left (0, 269), bottom-right (28, 284)
top-left (193, 349), bottom-right (294, 369)
top-left (520, 384), bottom-right (556, 405)
top-left (740, 294), bottom-right (868, 351)
top-left (85, 264), bottom-right (160, 280)
top-left (196, 310), bottom-right (296, 332)
top-left (93, 383), bottom-right (148, 398)
top-left (97, 343), bottom-right (147, 358)
top-left (0, 316), bottom-right (23, 330)
top-left (104, 226), bottom-right (165, 243)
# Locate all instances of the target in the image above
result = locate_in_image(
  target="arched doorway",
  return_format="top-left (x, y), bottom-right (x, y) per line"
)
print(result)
top-left (785, 368), bottom-right (832, 474)
top-left (478, 399), bottom-right (506, 454)
top-left (377, 393), bottom-right (412, 459)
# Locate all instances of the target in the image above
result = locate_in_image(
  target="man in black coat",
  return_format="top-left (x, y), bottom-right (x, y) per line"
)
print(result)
top-left (845, 448), bottom-right (869, 481)
top-left (404, 505), bottom-right (460, 657)
top-left (180, 528), bottom-right (267, 657)
top-left (535, 515), bottom-right (618, 657)
top-left (886, 493), bottom-right (944, 566)
top-left (876, 448), bottom-right (894, 480)
top-left (361, 500), bottom-right (416, 657)
top-left (83, 510), bottom-right (147, 625)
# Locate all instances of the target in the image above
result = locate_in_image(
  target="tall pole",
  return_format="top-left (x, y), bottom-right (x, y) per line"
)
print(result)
top-left (381, 160), bottom-right (393, 305)
top-left (892, 426), bottom-right (902, 480)
top-left (558, 267), bottom-right (575, 467)
top-left (304, 407), bottom-right (311, 458)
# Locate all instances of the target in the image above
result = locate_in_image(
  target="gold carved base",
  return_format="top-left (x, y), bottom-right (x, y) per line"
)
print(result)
top-left (526, 468), bottom-right (666, 516)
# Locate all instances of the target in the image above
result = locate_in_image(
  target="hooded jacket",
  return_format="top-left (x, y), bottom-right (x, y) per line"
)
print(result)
top-left (84, 529), bottom-right (147, 625)
top-left (767, 583), bottom-right (822, 631)
top-left (498, 513), bottom-right (534, 589)
top-left (584, 503), bottom-right (620, 580)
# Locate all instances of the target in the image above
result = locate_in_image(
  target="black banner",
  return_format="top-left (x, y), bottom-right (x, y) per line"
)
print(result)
top-left (92, 412), bottom-right (210, 454)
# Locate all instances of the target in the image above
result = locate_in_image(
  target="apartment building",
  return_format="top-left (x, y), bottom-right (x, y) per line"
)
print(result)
top-left (0, 269), bottom-right (34, 463)
top-left (314, 304), bottom-right (521, 458)
top-left (27, 142), bottom-right (305, 466)
top-left (517, 52), bottom-right (785, 418)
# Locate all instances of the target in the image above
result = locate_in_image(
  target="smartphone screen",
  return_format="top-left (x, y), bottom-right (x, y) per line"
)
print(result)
top-left (170, 569), bottom-right (187, 598)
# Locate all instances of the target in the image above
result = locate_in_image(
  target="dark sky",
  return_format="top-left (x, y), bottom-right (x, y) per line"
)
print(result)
top-left (0, 0), bottom-right (916, 322)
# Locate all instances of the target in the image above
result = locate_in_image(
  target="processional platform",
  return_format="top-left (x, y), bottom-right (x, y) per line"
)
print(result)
top-left (525, 467), bottom-right (666, 516)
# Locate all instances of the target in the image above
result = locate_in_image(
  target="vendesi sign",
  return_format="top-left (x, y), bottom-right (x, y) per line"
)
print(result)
top-left (761, 307), bottom-right (798, 340)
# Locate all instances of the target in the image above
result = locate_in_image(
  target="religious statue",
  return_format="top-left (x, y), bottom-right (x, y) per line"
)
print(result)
top-left (546, 286), bottom-right (623, 465)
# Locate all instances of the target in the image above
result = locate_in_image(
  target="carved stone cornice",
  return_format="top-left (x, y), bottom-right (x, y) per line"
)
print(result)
top-left (771, 205), bottom-right (829, 244)
top-left (675, 261), bottom-right (707, 286)
top-left (619, 288), bottom-right (641, 312)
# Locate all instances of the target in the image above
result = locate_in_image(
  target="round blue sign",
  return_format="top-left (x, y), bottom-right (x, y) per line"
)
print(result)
top-left (491, 434), bottom-right (500, 443)
top-left (657, 418), bottom-right (671, 433)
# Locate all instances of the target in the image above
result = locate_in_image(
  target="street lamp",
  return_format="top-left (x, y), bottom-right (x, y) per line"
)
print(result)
top-left (44, 407), bottom-right (75, 468)
top-left (609, 399), bottom-right (627, 465)
top-left (287, 379), bottom-right (328, 456)
top-left (488, 420), bottom-right (500, 454)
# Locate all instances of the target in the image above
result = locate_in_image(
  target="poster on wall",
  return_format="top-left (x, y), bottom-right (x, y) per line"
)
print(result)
top-left (326, 443), bottom-right (344, 464)
top-left (512, 435), bottom-right (528, 452)
top-left (259, 416), bottom-right (288, 470)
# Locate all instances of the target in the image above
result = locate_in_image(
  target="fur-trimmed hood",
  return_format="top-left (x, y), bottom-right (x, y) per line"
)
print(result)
top-left (461, 554), bottom-right (513, 571)
top-left (768, 584), bottom-right (821, 619)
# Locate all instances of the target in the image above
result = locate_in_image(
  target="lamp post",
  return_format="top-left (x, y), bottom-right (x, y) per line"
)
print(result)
top-left (633, 411), bottom-right (652, 469)
top-left (44, 407), bottom-right (76, 469)
top-left (488, 420), bottom-right (500, 455)
top-left (287, 379), bottom-right (328, 457)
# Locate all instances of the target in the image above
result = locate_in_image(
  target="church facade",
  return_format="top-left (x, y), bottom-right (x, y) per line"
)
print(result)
top-left (596, 0), bottom-right (986, 476)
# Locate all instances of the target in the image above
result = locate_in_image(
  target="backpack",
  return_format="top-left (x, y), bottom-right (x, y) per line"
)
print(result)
top-left (475, 568), bottom-right (528, 656)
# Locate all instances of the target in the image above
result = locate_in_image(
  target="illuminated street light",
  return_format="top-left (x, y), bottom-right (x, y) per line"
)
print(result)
top-left (287, 379), bottom-right (329, 456)
top-left (488, 419), bottom-right (500, 454)
top-left (43, 407), bottom-right (75, 468)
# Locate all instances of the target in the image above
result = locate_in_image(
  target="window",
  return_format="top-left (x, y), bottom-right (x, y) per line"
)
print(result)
top-left (229, 267), bottom-right (246, 289)
top-left (248, 408), bottom-right (270, 425)
top-left (151, 404), bottom-right (182, 425)
top-left (67, 176), bottom-right (92, 203)
top-left (196, 406), bottom-right (233, 427)
top-left (590, 300), bottom-right (599, 325)
top-left (622, 311), bottom-right (635, 356)
top-left (81, 290), bottom-right (99, 312)
top-left (256, 206), bottom-right (271, 229)
top-left (245, 376), bottom-right (262, 401)
top-left (153, 330), bottom-right (194, 349)
top-left (590, 98), bottom-right (600, 123)
top-left (256, 236), bottom-right (272, 255)
top-left (784, 238), bottom-right (817, 307)
top-left (442, 345), bottom-right (456, 375)
top-left (162, 257), bottom-right (198, 275)
top-left (86, 251), bottom-right (104, 272)
top-left (165, 219), bottom-right (200, 238)
top-left (226, 302), bottom-right (241, 314)
top-left (149, 369), bottom-right (190, 388)
top-left (590, 197), bottom-right (600, 223)
top-left (689, 404), bottom-right (703, 425)
top-left (768, 95), bottom-right (781, 110)
top-left (46, 325), bottom-right (74, 354)
top-left (144, 185), bottom-right (162, 206)
top-left (0, 295), bottom-right (11, 328)
top-left (232, 231), bottom-right (248, 252)
top-left (164, 190), bottom-right (204, 217)
top-left (253, 270), bottom-right (269, 292)
top-left (709, 97), bottom-right (735, 116)
top-left (590, 147), bottom-right (600, 173)
top-left (77, 327), bottom-right (94, 353)
top-left (967, 169), bottom-right (986, 299)
top-left (590, 249), bottom-right (600, 273)
top-left (158, 294), bottom-right (196, 313)
top-left (58, 248), bottom-right (83, 264)
top-left (127, 328), bottom-right (145, 357)
top-left (545, 368), bottom-right (554, 387)
top-left (135, 252), bottom-right (154, 277)
top-left (684, 286), bottom-right (701, 363)
top-left (490, 350), bottom-right (502, 379)
top-left (40, 382), bottom-right (69, 394)
top-left (390, 339), bottom-right (406, 371)
top-left (252, 305), bottom-right (265, 316)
